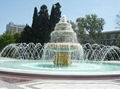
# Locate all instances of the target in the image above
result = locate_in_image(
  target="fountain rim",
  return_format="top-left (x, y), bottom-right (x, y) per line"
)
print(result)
top-left (46, 43), bottom-right (81, 47)
top-left (0, 57), bottom-right (120, 78)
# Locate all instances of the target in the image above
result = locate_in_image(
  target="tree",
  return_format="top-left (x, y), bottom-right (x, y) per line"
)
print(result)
top-left (19, 3), bottom-right (61, 44)
top-left (31, 7), bottom-right (40, 43)
top-left (69, 20), bottom-right (77, 30)
top-left (0, 34), bottom-right (16, 51)
top-left (18, 7), bottom-right (39, 43)
top-left (50, 2), bottom-right (61, 32)
top-left (85, 14), bottom-right (105, 38)
top-left (32, 7), bottom-right (39, 31)
top-left (76, 14), bottom-right (105, 40)
top-left (37, 5), bottom-right (50, 45)
top-left (76, 18), bottom-right (86, 34)
top-left (20, 25), bottom-right (33, 43)
top-left (13, 32), bottom-right (21, 43)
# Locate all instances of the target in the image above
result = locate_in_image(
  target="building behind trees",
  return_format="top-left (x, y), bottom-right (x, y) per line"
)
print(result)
top-left (6, 22), bottom-right (25, 34)
top-left (96, 30), bottom-right (120, 45)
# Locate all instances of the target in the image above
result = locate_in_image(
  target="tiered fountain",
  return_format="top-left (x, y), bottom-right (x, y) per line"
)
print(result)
top-left (0, 15), bottom-right (120, 78)
top-left (42, 15), bottom-right (83, 66)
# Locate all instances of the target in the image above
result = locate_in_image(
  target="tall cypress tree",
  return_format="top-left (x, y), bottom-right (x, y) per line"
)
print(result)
top-left (31, 7), bottom-right (39, 43)
top-left (32, 7), bottom-right (39, 31)
top-left (38, 5), bottom-right (50, 45)
top-left (50, 2), bottom-right (61, 32)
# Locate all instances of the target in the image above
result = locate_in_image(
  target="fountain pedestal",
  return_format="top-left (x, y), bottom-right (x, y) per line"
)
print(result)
top-left (45, 43), bottom-right (82, 66)
top-left (53, 53), bottom-right (72, 66)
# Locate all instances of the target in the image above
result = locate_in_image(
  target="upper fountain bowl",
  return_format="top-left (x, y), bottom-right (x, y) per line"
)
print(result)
top-left (50, 15), bottom-right (78, 43)
top-left (54, 15), bottom-right (73, 31)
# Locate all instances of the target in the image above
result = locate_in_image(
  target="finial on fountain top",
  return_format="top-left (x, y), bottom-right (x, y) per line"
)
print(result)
top-left (60, 15), bottom-right (67, 22)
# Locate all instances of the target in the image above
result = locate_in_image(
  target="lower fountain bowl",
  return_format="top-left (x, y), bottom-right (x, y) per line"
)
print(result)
top-left (45, 43), bottom-right (82, 52)
top-left (0, 57), bottom-right (120, 78)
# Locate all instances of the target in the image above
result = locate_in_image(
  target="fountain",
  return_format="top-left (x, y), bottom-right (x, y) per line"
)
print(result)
top-left (0, 15), bottom-right (120, 78)
top-left (42, 15), bottom-right (83, 66)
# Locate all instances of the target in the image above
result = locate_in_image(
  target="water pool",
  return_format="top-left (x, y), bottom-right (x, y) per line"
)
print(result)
top-left (0, 59), bottom-right (120, 77)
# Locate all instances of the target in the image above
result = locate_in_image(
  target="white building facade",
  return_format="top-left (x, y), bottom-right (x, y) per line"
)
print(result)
top-left (6, 22), bottom-right (25, 34)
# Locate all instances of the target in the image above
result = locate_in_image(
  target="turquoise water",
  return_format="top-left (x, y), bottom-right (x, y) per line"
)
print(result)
top-left (0, 60), bottom-right (120, 72)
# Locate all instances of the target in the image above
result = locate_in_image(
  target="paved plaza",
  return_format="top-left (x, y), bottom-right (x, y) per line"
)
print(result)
top-left (0, 74), bottom-right (120, 89)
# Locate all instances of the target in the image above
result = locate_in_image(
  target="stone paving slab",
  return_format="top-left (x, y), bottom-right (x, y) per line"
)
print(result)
top-left (0, 73), bottom-right (120, 89)
top-left (17, 79), bottom-right (120, 89)
top-left (0, 80), bottom-right (22, 89)
top-left (1, 79), bottom-right (120, 89)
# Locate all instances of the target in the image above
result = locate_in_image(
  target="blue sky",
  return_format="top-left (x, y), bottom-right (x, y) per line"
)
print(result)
top-left (0, 0), bottom-right (120, 34)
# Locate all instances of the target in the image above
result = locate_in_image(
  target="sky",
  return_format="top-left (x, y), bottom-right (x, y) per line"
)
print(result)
top-left (0, 0), bottom-right (120, 34)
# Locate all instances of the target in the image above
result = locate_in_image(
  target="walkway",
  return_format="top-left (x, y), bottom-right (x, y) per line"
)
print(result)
top-left (0, 74), bottom-right (120, 89)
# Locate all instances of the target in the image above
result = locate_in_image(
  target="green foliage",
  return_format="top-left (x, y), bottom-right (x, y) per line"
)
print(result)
top-left (13, 32), bottom-right (21, 43)
top-left (19, 3), bottom-right (61, 45)
top-left (85, 14), bottom-right (105, 36)
top-left (37, 5), bottom-right (50, 45)
top-left (20, 25), bottom-right (33, 43)
top-left (50, 2), bottom-right (61, 32)
top-left (69, 20), bottom-right (77, 30)
top-left (76, 14), bottom-right (105, 39)
top-left (117, 43), bottom-right (120, 48)
top-left (76, 18), bottom-right (86, 34)
top-left (0, 34), bottom-right (16, 51)
top-left (32, 7), bottom-right (39, 31)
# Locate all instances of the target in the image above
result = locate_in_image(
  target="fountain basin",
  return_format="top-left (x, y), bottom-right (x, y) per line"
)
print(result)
top-left (0, 57), bottom-right (120, 78)
top-left (45, 43), bottom-right (82, 52)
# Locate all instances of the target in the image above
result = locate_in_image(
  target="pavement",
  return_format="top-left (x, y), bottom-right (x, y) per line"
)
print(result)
top-left (0, 73), bottom-right (120, 89)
